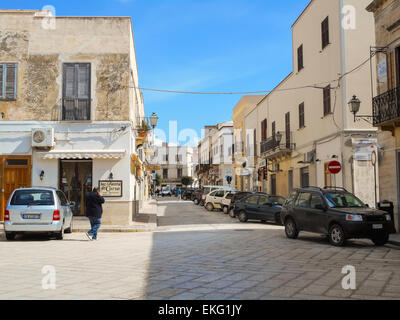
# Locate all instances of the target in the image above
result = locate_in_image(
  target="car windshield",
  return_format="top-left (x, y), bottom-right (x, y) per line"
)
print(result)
top-left (11, 190), bottom-right (55, 206)
top-left (324, 193), bottom-right (365, 208)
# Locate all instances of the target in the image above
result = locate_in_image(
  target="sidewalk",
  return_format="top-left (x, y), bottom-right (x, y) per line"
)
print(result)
top-left (72, 199), bottom-right (158, 233)
top-left (389, 233), bottom-right (400, 246)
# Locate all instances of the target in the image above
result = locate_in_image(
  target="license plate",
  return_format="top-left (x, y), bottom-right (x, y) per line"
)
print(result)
top-left (373, 224), bottom-right (383, 230)
top-left (22, 214), bottom-right (41, 220)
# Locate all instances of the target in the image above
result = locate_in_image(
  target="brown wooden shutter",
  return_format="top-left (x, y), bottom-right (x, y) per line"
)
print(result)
top-left (322, 17), bottom-right (329, 49)
top-left (272, 121), bottom-right (276, 139)
top-left (5, 64), bottom-right (16, 100)
top-left (323, 85), bottom-right (331, 116)
top-left (298, 45), bottom-right (303, 71)
top-left (0, 65), bottom-right (3, 98)
top-left (254, 129), bottom-right (257, 157)
top-left (299, 102), bottom-right (305, 128)
top-left (77, 63), bottom-right (90, 99)
top-left (63, 64), bottom-right (75, 98)
top-left (285, 112), bottom-right (290, 148)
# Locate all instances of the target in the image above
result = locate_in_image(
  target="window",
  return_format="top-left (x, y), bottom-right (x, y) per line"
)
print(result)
top-left (285, 112), bottom-right (291, 148)
top-left (325, 193), bottom-right (365, 208)
top-left (62, 63), bottom-right (91, 121)
top-left (270, 196), bottom-right (285, 206)
top-left (56, 191), bottom-right (69, 206)
top-left (272, 121), bottom-right (276, 139)
top-left (245, 196), bottom-right (259, 205)
top-left (258, 196), bottom-right (270, 206)
top-left (214, 190), bottom-right (225, 198)
top-left (0, 63), bottom-right (18, 100)
top-left (321, 17), bottom-right (330, 49)
top-left (297, 45), bottom-right (304, 71)
top-left (285, 191), bottom-right (298, 206)
top-left (261, 119), bottom-right (267, 141)
top-left (310, 195), bottom-right (323, 209)
top-left (299, 102), bottom-right (305, 129)
top-left (163, 169), bottom-right (168, 179)
top-left (11, 190), bottom-right (54, 206)
top-left (300, 167), bottom-right (310, 188)
top-left (296, 192), bottom-right (311, 208)
top-left (177, 168), bottom-right (183, 178)
top-left (271, 174), bottom-right (277, 195)
top-left (323, 85), bottom-right (331, 116)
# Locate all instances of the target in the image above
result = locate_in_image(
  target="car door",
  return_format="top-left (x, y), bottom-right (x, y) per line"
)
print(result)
top-left (257, 196), bottom-right (277, 221)
top-left (305, 193), bottom-right (328, 233)
top-left (242, 195), bottom-right (260, 218)
top-left (56, 191), bottom-right (71, 226)
top-left (213, 190), bottom-right (225, 209)
top-left (293, 192), bottom-right (312, 231)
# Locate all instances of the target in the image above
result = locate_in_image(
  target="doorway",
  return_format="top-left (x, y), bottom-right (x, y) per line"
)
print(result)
top-left (59, 160), bottom-right (93, 216)
top-left (0, 156), bottom-right (31, 221)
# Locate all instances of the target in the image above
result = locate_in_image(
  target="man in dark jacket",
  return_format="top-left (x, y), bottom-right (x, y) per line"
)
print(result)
top-left (85, 188), bottom-right (105, 241)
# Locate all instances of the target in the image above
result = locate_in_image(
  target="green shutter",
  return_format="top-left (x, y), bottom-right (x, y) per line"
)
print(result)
top-left (0, 64), bottom-right (3, 98)
top-left (5, 64), bottom-right (17, 100)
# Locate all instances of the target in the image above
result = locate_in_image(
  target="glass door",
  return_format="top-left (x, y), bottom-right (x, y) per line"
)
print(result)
top-left (59, 160), bottom-right (93, 216)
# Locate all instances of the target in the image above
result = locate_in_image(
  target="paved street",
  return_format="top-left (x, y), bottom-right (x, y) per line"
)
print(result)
top-left (1, 198), bottom-right (400, 300)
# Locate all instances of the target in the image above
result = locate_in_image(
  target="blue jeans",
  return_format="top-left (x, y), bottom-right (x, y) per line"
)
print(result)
top-left (88, 217), bottom-right (101, 239)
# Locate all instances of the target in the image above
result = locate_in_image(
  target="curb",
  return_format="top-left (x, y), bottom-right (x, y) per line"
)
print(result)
top-left (389, 240), bottom-right (400, 246)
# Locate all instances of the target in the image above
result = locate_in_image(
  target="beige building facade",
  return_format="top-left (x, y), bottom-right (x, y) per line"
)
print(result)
top-left (233, 0), bottom-right (379, 209)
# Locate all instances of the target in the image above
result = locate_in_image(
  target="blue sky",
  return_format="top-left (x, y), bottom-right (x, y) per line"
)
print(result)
top-left (2, 0), bottom-right (310, 144)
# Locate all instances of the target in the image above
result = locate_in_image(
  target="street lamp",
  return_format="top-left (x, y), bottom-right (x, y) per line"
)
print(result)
top-left (348, 95), bottom-right (374, 124)
top-left (150, 112), bottom-right (159, 129)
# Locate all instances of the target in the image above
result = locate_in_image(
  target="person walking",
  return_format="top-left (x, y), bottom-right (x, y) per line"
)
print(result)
top-left (85, 188), bottom-right (105, 241)
top-left (177, 188), bottom-right (182, 201)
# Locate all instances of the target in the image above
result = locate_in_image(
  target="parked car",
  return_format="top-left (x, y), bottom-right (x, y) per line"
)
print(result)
top-left (161, 187), bottom-right (172, 197)
top-left (182, 188), bottom-right (195, 200)
top-left (192, 189), bottom-right (204, 205)
top-left (228, 192), bottom-right (252, 217)
top-left (281, 187), bottom-right (395, 247)
top-left (4, 188), bottom-right (74, 241)
top-left (204, 189), bottom-right (232, 212)
top-left (233, 193), bottom-right (285, 224)
top-left (200, 186), bottom-right (237, 206)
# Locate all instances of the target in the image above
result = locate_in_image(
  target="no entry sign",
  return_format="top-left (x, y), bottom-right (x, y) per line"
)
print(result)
top-left (328, 161), bottom-right (342, 175)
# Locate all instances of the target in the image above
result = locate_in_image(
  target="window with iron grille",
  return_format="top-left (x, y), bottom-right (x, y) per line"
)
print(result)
top-left (163, 169), bottom-right (168, 179)
top-left (297, 45), bottom-right (304, 71)
top-left (321, 17), bottom-right (330, 49)
top-left (0, 64), bottom-right (18, 100)
top-left (299, 102), bottom-right (305, 128)
top-left (323, 85), bottom-right (331, 116)
top-left (177, 168), bottom-right (183, 178)
top-left (62, 63), bottom-right (91, 121)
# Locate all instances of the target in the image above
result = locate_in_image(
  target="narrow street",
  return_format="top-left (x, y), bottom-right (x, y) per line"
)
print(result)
top-left (1, 198), bottom-right (400, 300)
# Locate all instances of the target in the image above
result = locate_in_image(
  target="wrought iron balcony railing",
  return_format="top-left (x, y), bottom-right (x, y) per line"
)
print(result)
top-left (62, 98), bottom-right (91, 121)
top-left (372, 87), bottom-right (400, 126)
top-left (260, 132), bottom-right (295, 158)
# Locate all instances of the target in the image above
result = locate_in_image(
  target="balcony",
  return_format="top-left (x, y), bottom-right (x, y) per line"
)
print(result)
top-left (62, 98), bottom-right (91, 121)
top-left (260, 132), bottom-right (295, 159)
top-left (372, 87), bottom-right (400, 126)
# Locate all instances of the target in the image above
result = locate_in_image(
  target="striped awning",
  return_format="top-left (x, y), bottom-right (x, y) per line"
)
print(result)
top-left (38, 150), bottom-right (126, 160)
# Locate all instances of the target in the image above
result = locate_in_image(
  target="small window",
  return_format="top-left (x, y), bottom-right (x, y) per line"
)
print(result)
top-left (6, 159), bottom-right (28, 166)
top-left (296, 192), bottom-right (311, 208)
top-left (0, 63), bottom-right (18, 100)
top-left (321, 17), bottom-right (330, 49)
top-left (323, 85), bottom-right (331, 116)
top-left (259, 196), bottom-right (270, 206)
top-left (245, 196), bottom-right (259, 205)
top-left (299, 102), bottom-right (305, 128)
top-left (297, 45), bottom-right (304, 71)
top-left (215, 190), bottom-right (225, 198)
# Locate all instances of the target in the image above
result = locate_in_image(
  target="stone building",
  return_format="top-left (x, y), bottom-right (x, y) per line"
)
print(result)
top-left (367, 0), bottom-right (400, 231)
top-left (0, 10), bottom-right (152, 225)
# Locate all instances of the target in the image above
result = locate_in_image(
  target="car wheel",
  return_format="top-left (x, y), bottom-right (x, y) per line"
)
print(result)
top-left (194, 199), bottom-right (199, 205)
top-left (206, 203), bottom-right (214, 212)
top-left (238, 211), bottom-right (248, 223)
top-left (223, 206), bottom-right (229, 214)
top-left (328, 224), bottom-right (346, 247)
top-left (371, 233), bottom-right (389, 246)
top-left (55, 224), bottom-right (65, 240)
top-left (275, 213), bottom-right (282, 225)
top-left (229, 209), bottom-right (236, 218)
top-left (5, 232), bottom-right (16, 241)
top-left (284, 218), bottom-right (299, 239)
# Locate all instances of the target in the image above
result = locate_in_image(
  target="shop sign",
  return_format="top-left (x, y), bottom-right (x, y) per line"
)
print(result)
top-left (99, 180), bottom-right (123, 197)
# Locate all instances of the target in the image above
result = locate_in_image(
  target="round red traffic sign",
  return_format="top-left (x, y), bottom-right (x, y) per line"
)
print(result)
top-left (371, 150), bottom-right (377, 166)
top-left (328, 161), bottom-right (342, 175)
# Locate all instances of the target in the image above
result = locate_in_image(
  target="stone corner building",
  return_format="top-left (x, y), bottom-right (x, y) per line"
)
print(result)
top-left (0, 10), bottom-right (149, 225)
top-left (367, 0), bottom-right (400, 231)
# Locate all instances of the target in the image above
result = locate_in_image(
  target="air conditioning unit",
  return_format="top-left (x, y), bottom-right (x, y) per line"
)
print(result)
top-left (304, 150), bottom-right (316, 163)
top-left (32, 128), bottom-right (55, 148)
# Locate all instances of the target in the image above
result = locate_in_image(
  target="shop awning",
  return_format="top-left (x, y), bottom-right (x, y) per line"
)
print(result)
top-left (38, 150), bottom-right (126, 160)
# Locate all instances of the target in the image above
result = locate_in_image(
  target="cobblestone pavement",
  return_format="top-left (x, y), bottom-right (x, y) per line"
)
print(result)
top-left (1, 199), bottom-right (400, 300)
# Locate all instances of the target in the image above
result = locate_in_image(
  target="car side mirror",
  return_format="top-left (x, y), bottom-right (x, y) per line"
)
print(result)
top-left (69, 202), bottom-right (76, 208)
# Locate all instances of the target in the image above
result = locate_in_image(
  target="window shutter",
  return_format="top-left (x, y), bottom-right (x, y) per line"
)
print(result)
top-left (63, 64), bottom-right (75, 98)
top-left (272, 121), bottom-right (276, 139)
top-left (323, 85), bottom-right (331, 116)
top-left (77, 63), bottom-right (90, 99)
top-left (285, 112), bottom-right (291, 148)
top-left (299, 103), bottom-right (305, 128)
top-left (0, 65), bottom-right (3, 98)
top-left (5, 64), bottom-right (17, 100)
top-left (322, 17), bottom-right (329, 49)
top-left (298, 45), bottom-right (303, 71)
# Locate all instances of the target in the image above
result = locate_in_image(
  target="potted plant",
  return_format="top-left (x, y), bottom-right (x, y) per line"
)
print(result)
top-left (138, 121), bottom-right (150, 137)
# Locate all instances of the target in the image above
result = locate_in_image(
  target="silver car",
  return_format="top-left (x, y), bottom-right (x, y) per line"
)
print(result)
top-left (4, 188), bottom-right (74, 241)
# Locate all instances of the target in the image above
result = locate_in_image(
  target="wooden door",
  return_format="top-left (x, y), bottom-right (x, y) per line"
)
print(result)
top-left (0, 156), bottom-right (31, 221)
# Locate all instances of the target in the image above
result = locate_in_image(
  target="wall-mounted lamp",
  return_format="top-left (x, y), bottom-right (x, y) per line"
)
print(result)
top-left (348, 95), bottom-right (374, 124)
top-left (276, 131), bottom-right (283, 144)
top-left (108, 172), bottom-right (114, 180)
top-left (331, 155), bottom-right (338, 159)
top-left (40, 170), bottom-right (45, 181)
top-left (1, 112), bottom-right (5, 120)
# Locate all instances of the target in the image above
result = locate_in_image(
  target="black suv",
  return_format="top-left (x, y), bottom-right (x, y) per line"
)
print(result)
top-left (281, 187), bottom-right (395, 247)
